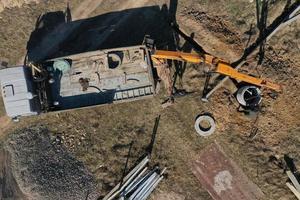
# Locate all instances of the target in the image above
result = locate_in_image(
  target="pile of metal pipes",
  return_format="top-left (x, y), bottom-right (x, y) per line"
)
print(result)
top-left (103, 156), bottom-right (166, 200)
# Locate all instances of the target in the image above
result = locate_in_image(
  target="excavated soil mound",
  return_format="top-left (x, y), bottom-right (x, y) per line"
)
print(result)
top-left (4, 126), bottom-right (100, 200)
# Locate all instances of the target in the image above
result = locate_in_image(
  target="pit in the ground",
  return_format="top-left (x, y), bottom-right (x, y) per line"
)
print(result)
top-left (199, 119), bottom-right (211, 131)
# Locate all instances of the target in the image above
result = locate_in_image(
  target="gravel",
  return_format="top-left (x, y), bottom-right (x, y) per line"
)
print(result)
top-left (5, 126), bottom-right (100, 200)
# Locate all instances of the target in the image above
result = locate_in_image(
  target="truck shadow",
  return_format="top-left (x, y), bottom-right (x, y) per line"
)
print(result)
top-left (26, 1), bottom-right (179, 63)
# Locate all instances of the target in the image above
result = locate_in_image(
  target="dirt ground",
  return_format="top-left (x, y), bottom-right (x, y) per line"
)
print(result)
top-left (0, 0), bottom-right (300, 200)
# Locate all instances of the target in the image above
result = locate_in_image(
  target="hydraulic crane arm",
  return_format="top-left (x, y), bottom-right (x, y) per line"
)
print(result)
top-left (215, 63), bottom-right (281, 91)
top-left (151, 50), bottom-right (215, 64)
top-left (151, 50), bottom-right (281, 92)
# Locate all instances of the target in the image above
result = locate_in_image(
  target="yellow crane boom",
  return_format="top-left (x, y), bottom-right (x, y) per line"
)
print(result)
top-left (151, 50), bottom-right (281, 92)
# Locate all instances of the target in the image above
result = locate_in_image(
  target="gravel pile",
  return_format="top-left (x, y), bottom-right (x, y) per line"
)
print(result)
top-left (5, 126), bottom-right (99, 200)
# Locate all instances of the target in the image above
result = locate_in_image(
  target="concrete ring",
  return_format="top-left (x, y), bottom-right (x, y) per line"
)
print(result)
top-left (107, 53), bottom-right (122, 69)
top-left (194, 115), bottom-right (216, 136)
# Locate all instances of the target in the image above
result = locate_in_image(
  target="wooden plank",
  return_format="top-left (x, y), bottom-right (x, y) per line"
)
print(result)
top-left (286, 182), bottom-right (300, 200)
top-left (286, 171), bottom-right (300, 192)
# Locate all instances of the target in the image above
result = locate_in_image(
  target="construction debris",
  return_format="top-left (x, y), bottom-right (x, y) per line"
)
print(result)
top-left (103, 156), bottom-right (166, 200)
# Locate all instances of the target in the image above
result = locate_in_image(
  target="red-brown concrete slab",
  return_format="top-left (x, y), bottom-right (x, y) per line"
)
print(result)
top-left (192, 142), bottom-right (265, 200)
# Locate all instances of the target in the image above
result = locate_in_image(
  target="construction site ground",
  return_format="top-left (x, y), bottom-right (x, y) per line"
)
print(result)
top-left (0, 0), bottom-right (300, 199)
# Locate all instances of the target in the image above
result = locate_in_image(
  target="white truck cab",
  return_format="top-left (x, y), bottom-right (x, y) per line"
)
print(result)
top-left (0, 66), bottom-right (39, 120)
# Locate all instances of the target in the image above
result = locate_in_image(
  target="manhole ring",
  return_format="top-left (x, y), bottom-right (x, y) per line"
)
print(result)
top-left (194, 115), bottom-right (216, 137)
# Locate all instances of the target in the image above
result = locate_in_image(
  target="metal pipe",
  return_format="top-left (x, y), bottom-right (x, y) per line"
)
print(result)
top-left (122, 167), bottom-right (148, 196)
top-left (128, 173), bottom-right (158, 200)
top-left (119, 142), bottom-right (134, 190)
top-left (124, 166), bottom-right (159, 196)
top-left (140, 176), bottom-right (164, 200)
top-left (108, 164), bottom-right (147, 200)
top-left (103, 156), bottom-right (149, 200)
top-left (135, 176), bottom-right (160, 200)
top-left (131, 173), bottom-right (159, 200)
top-left (288, 5), bottom-right (300, 19)
top-left (138, 168), bottom-right (166, 200)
